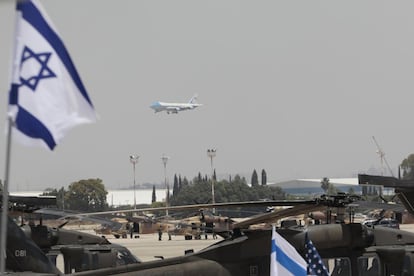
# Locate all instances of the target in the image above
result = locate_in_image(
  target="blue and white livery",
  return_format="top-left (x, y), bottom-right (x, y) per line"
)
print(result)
top-left (150, 95), bottom-right (202, 114)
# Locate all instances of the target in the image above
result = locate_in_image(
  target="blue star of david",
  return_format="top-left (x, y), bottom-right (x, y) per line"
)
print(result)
top-left (19, 46), bottom-right (56, 91)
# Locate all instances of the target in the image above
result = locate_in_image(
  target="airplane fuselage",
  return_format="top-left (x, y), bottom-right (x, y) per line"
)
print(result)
top-left (150, 95), bottom-right (202, 114)
top-left (150, 102), bottom-right (202, 114)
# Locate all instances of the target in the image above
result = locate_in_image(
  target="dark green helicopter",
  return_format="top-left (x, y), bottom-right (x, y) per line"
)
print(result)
top-left (1, 195), bottom-right (140, 274)
top-left (3, 175), bottom-right (414, 275)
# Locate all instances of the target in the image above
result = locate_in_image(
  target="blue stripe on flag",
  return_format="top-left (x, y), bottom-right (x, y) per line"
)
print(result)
top-left (9, 84), bottom-right (18, 105)
top-left (272, 239), bottom-right (307, 276)
top-left (15, 107), bottom-right (56, 150)
top-left (17, 1), bottom-right (94, 107)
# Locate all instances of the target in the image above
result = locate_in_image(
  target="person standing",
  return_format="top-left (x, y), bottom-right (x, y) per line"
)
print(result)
top-left (129, 223), bottom-right (133, 239)
top-left (158, 225), bottom-right (163, 241)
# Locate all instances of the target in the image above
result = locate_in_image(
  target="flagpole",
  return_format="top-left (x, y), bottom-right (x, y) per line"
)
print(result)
top-left (0, 116), bottom-right (13, 273)
top-left (1, 0), bottom-right (16, 271)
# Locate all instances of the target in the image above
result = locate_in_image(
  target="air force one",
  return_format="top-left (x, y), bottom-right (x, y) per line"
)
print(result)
top-left (150, 95), bottom-right (203, 114)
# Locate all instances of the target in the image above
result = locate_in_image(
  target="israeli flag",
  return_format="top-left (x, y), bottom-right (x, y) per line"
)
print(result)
top-left (8, 0), bottom-right (96, 150)
top-left (270, 225), bottom-right (307, 276)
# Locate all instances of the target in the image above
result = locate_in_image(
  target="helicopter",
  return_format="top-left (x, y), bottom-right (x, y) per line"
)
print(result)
top-left (3, 178), bottom-right (414, 275)
top-left (152, 209), bottom-right (235, 240)
top-left (113, 210), bottom-right (232, 240)
top-left (51, 208), bottom-right (228, 240)
top-left (57, 202), bottom-right (256, 241)
top-left (66, 190), bottom-right (414, 275)
top-left (1, 194), bottom-right (142, 274)
top-left (32, 207), bottom-right (144, 239)
top-left (0, 196), bottom-right (324, 274)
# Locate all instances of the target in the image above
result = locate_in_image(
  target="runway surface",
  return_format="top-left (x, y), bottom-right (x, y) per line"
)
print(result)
top-left (96, 231), bottom-right (221, 262)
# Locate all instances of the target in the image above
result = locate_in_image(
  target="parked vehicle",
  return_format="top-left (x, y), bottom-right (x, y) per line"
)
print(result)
top-left (363, 218), bottom-right (400, 229)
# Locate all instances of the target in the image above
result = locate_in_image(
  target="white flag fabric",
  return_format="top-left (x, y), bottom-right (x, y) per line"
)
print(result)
top-left (270, 225), bottom-right (307, 276)
top-left (8, 0), bottom-right (96, 150)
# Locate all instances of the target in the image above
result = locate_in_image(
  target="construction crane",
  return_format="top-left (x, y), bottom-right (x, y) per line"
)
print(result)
top-left (372, 136), bottom-right (394, 177)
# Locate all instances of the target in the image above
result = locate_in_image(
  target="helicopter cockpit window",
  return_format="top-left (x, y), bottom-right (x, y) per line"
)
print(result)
top-left (325, 257), bottom-right (351, 276)
top-left (357, 256), bottom-right (380, 276)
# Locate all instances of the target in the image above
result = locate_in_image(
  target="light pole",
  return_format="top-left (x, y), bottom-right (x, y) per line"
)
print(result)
top-left (129, 154), bottom-right (139, 209)
top-left (207, 149), bottom-right (216, 213)
top-left (161, 154), bottom-right (170, 216)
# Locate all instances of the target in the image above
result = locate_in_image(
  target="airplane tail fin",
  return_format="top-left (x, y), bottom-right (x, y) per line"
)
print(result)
top-left (189, 94), bottom-right (198, 104)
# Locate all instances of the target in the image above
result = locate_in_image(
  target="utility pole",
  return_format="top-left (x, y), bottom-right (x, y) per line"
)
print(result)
top-left (129, 154), bottom-right (139, 209)
top-left (161, 154), bottom-right (170, 216)
top-left (207, 149), bottom-right (216, 213)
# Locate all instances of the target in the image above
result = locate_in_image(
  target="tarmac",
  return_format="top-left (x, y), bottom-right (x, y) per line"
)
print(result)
top-left (86, 230), bottom-right (222, 262)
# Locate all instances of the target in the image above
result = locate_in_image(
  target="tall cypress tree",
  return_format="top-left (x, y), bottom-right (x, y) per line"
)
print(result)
top-left (182, 177), bottom-right (189, 188)
top-left (173, 174), bottom-right (179, 196)
top-left (261, 169), bottom-right (267, 185)
top-left (251, 169), bottom-right (259, 187)
top-left (152, 185), bottom-right (156, 203)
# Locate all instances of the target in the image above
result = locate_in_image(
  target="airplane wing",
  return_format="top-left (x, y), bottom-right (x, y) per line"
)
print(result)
top-left (165, 106), bottom-right (182, 113)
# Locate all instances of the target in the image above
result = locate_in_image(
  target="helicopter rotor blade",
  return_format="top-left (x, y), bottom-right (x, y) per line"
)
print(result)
top-left (233, 204), bottom-right (324, 229)
top-left (61, 199), bottom-right (318, 219)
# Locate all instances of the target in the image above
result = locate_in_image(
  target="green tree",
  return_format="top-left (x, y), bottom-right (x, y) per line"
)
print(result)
top-left (321, 177), bottom-right (330, 193)
top-left (327, 183), bottom-right (339, 195)
top-left (261, 169), bottom-right (267, 185)
top-left (401, 154), bottom-right (414, 180)
top-left (251, 169), bottom-right (259, 187)
top-left (169, 174), bottom-right (286, 217)
top-left (181, 177), bottom-right (189, 189)
top-left (42, 187), bottom-right (66, 209)
top-left (170, 177), bottom-right (210, 206)
top-left (66, 178), bottom-right (108, 211)
top-left (173, 174), bottom-right (179, 196)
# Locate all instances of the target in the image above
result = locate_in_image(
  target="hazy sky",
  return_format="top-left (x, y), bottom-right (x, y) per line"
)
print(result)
top-left (1, 1), bottom-right (414, 191)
